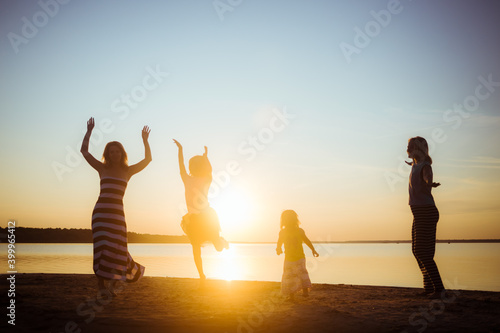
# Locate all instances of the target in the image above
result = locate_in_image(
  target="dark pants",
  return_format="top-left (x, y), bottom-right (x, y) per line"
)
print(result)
top-left (411, 205), bottom-right (444, 293)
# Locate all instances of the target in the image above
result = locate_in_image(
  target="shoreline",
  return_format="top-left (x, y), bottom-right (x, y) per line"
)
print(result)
top-left (4, 272), bottom-right (499, 293)
top-left (3, 239), bottom-right (500, 245)
top-left (4, 273), bottom-right (500, 332)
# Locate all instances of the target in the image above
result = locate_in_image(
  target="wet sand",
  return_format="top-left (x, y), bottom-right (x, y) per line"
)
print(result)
top-left (3, 273), bottom-right (500, 332)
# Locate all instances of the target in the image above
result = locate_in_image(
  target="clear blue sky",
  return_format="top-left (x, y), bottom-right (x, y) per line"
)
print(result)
top-left (1, 0), bottom-right (499, 242)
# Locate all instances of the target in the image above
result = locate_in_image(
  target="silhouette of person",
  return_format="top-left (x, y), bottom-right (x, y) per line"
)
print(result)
top-left (407, 136), bottom-right (444, 297)
top-left (276, 210), bottom-right (319, 300)
top-left (173, 139), bottom-right (228, 283)
top-left (81, 117), bottom-right (152, 295)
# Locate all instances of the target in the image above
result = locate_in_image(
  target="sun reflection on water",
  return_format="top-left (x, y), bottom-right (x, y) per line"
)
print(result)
top-left (212, 247), bottom-right (241, 281)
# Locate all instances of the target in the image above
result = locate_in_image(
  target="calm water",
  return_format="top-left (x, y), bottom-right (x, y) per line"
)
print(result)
top-left (2, 243), bottom-right (499, 292)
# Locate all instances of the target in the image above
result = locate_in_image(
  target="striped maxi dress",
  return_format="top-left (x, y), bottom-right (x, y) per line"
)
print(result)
top-left (91, 177), bottom-right (144, 282)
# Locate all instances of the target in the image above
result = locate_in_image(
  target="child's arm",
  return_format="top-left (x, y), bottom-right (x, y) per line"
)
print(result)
top-left (203, 146), bottom-right (213, 181)
top-left (276, 230), bottom-right (283, 255)
top-left (173, 139), bottom-right (188, 179)
top-left (80, 117), bottom-right (104, 172)
top-left (423, 164), bottom-right (440, 188)
top-left (301, 229), bottom-right (319, 257)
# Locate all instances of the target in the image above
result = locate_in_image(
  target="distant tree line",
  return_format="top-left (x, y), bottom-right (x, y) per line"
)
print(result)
top-left (0, 227), bottom-right (189, 243)
top-left (1, 227), bottom-right (498, 244)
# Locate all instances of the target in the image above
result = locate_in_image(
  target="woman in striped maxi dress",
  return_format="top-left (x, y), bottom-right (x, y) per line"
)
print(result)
top-left (81, 117), bottom-right (152, 295)
top-left (407, 136), bottom-right (444, 297)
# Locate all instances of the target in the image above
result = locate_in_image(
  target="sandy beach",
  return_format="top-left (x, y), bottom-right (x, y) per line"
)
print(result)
top-left (3, 274), bottom-right (500, 333)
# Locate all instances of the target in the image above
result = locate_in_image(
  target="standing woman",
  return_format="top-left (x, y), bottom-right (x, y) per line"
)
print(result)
top-left (407, 136), bottom-right (444, 296)
top-left (81, 117), bottom-right (152, 294)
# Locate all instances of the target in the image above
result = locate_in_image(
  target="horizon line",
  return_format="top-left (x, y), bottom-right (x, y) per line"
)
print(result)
top-left (1, 227), bottom-right (499, 243)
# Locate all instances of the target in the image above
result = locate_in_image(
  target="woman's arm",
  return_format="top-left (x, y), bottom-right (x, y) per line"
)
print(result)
top-left (80, 117), bottom-right (103, 172)
top-left (301, 229), bottom-right (319, 257)
top-left (128, 126), bottom-right (152, 177)
top-left (173, 139), bottom-right (188, 179)
top-left (422, 165), bottom-right (440, 188)
top-left (276, 231), bottom-right (284, 255)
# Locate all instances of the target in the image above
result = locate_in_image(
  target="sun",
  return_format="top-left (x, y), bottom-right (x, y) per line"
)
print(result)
top-left (211, 187), bottom-right (253, 231)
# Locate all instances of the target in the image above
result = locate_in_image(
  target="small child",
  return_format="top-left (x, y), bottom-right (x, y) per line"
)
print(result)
top-left (276, 210), bottom-right (319, 299)
top-left (173, 139), bottom-right (228, 283)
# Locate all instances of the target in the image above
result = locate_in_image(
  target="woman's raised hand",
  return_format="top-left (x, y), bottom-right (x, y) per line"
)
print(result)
top-left (87, 117), bottom-right (95, 132)
top-left (142, 126), bottom-right (151, 141)
top-left (203, 146), bottom-right (208, 157)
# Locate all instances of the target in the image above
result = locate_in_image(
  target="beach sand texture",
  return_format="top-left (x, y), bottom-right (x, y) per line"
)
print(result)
top-left (3, 274), bottom-right (500, 333)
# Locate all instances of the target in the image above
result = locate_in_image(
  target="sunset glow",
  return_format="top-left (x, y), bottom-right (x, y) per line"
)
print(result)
top-left (211, 187), bottom-right (255, 237)
top-left (1, 1), bottom-right (499, 242)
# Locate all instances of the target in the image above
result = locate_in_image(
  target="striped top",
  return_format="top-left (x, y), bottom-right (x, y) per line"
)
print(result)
top-left (91, 176), bottom-right (144, 282)
top-left (92, 177), bottom-right (128, 250)
top-left (408, 161), bottom-right (435, 206)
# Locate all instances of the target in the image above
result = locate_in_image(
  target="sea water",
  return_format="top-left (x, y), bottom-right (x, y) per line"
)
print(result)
top-left (1, 242), bottom-right (499, 292)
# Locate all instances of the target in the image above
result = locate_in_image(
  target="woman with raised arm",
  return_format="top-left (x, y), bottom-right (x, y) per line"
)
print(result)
top-left (81, 117), bottom-right (152, 295)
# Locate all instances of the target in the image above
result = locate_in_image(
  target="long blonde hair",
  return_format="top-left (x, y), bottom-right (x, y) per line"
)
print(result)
top-left (102, 141), bottom-right (128, 168)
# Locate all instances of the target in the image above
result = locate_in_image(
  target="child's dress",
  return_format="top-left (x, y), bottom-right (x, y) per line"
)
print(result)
top-left (280, 227), bottom-right (312, 295)
top-left (181, 207), bottom-right (222, 247)
top-left (180, 172), bottom-right (226, 250)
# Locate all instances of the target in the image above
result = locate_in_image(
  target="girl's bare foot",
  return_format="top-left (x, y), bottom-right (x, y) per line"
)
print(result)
top-left (198, 274), bottom-right (207, 290)
top-left (214, 237), bottom-right (229, 252)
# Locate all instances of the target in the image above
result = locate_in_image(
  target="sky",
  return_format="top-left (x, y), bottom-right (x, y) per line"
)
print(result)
top-left (1, 0), bottom-right (499, 242)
